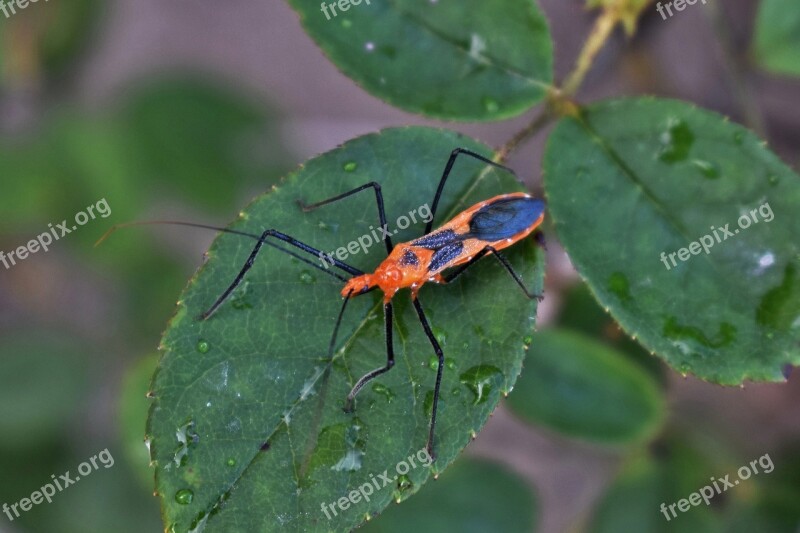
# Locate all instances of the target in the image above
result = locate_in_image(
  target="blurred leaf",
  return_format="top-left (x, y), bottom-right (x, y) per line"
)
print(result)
top-left (723, 448), bottom-right (800, 533)
top-left (0, 0), bottom-right (100, 83)
top-left (544, 97), bottom-right (800, 385)
top-left (119, 76), bottom-right (290, 211)
top-left (147, 127), bottom-right (544, 531)
top-left (119, 354), bottom-right (160, 490)
top-left (361, 458), bottom-right (538, 532)
top-left (285, 0), bottom-right (553, 120)
top-left (588, 442), bottom-right (723, 533)
top-left (558, 283), bottom-right (666, 384)
top-left (0, 333), bottom-right (89, 450)
top-left (752, 0), bottom-right (800, 76)
top-left (39, 450), bottom-right (162, 533)
top-left (506, 329), bottom-right (665, 444)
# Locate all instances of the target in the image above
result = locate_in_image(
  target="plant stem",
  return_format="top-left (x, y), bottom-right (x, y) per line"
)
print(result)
top-left (562, 9), bottom-right (619, 96)
top-left (495, 6), bottom-right (624, 162)
top-left (494, 109), bottom-right (553, 164)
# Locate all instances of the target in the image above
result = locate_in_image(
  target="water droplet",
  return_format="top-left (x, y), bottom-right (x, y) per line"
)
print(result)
top-left (459, 365), bottom-right (503, 405)
top-left (174, 419), bottom-right (199, 467)
top-left (679, 362), bottom-right (691, 374)
top-left (523, 335), bottom-right (533, 347)
top-left (768, 175), bottom-right (779, 186)
top-left (757, 264), bottom-right (799, 331)
top-left (226, 458), bottom-right (236, 467)
top-left (734, 131), bottom-right (744, 145)
top-left (341, 18), bottom-right (352, 28)
top-left (423, 390), bottom-right (435, 417)
top-left (343, 161), bottom-right (357, 172)
top-left (659, 119), bottom-right (694, 163)
top-left (692, 160), bottom-right (720, 179)
top-left (372, 382), bottom-right (395, 402)
top-left (397, 474), bottom-right (413, 492)
top-left (231, 280), bottom-right (253, 310)
top-left (433, 327), bottom-right (447, 346)
top-left (428, 355), bottom-right (439, 370)
top-left (451, 386), bottom-right (461, 397)
top-left (445, 358), bottom-right (456, 370)
top-left (175, 489), bottom-right (194, 505)
top-left (299, 271), bottom-right (316, 284)
top-left (607, 272), bottom-right (631, 302)
top-left (331, 419), bottom-right (365, 472)
top-left (197, 340), bottom-right (209, 354)
top-left (663, 317), bottom-right (736, 349)
top-left (482, 96), bottom-right (499, 113)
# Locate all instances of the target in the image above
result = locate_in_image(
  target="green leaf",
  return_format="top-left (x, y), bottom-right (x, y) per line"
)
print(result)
top-left (543, 97), bottom-right (800, 385)
top-left (119, 354), bottom-right (160, 490)
top-left (119, 77), bottom-right (290, 211)
top-left (360, 458), bottom-right (538, 532)
top-left (752, 0), bottom-right (800, 76)
top-left (557, 283), bottom-right (666, 384)
top-left (0, 0), bottom-right (101, 83)
top-left (505, 329), bottom-right (665, 444)
top-left (147, 126), bottom-right (545, 532)
top-left (0, 333), bottom-right (89, 450)
top-left (285, 0), bottom-right (553, 120)
top-left (588, 442), bottom-right (723, 533)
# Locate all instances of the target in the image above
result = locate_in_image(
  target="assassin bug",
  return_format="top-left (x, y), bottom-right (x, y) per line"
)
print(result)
top-left (99, 148), bottom-right (546, 460)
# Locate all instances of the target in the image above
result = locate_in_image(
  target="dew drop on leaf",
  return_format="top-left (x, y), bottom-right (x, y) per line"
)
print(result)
top-left (396, 474), bottom-right (413, 493)
top-left (196, 340), bottom-right (210, 354)
top-left (659, 119), bottom-right (694, 163)
top-left (482, 96), bottom-right (499, 113)
top-left (692, 159), bottom-right (720, 179)
top-left (371, 382), bottom-right (394, 402)
top-left (175, 489), bottom-right (194, 505)
top-left (523, 335), bottom-right (533, 347)
top-left (459, 365), bottom-right (503, 405)
top-left (343, 161), bottom-right (357, 172)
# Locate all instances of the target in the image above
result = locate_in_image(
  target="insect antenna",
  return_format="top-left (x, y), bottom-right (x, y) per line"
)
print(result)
top-left (95, 220), bottom-right (350, 283)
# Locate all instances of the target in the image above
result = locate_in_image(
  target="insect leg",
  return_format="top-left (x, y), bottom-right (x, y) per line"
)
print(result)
top-left (411, 296), bottom-right (443, 461)
top-left (425, 148), bottom-right (518, 235)
top-left (299, 182), bottom-right (394, 253)
top-left (201, 229), bottom-right (364, 320)
top-left (442, 245), bottom-right (543, 301)
top-left (344, 302), bottom-right (395, 411)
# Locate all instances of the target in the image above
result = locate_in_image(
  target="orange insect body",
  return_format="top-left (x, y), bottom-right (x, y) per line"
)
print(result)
top-left (342, 192), bottom-right (545, 302)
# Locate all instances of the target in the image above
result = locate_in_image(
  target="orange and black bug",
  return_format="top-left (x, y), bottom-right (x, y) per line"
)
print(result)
top-left (99, 148), bottom-right (546, 459)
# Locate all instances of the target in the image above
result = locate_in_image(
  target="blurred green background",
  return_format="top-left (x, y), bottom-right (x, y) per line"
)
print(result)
top-left (0, 1), bottom-right (798, 532)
